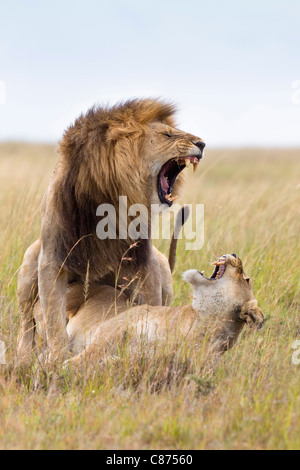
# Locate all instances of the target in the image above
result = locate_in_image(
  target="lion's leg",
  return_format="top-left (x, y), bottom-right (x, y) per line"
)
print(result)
top-left (17, 239), bottom-right (41, 363)
top-left (38, 250), bottom-right (69, 360)
top-left (65, 342), bottom-right (105, 368)
top-left (65, 323), bottom-right (124, 369)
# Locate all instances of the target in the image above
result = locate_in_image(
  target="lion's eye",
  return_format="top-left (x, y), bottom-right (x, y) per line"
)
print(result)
top-left (163, 132), bottom-right (173, 138)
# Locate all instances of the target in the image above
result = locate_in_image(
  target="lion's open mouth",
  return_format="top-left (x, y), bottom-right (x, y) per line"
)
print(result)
top-left (158, 156), bottom-right (201, 206)
top-left (199, 255), bottom-right (227, 281)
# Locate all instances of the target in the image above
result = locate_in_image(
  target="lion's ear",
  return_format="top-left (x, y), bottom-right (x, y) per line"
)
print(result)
top-left (240, 300), bottom-right (265, 330)
top-left (106, 122), bottom-right (139, 142)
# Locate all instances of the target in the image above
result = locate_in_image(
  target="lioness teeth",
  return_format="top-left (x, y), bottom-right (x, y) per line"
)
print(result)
top-left (193, 162), bottom-right (198, 173)
top-left (213, 261), bottom-right (226, 266)
top-left (185, 159), bottom-right (191, 168)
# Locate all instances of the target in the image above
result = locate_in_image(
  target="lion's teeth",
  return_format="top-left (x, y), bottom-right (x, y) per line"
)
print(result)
top-left (185, 158), bottom-right (191, 168)
top-left (193, 162), bottom-right (198, 173)
top-left (165, 193), bottom-right (177, 202)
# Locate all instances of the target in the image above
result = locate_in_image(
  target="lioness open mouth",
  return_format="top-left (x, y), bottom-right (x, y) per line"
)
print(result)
top-left (158, 156), bottom-right (201, 206)
top-left (199, 255), bottom-right (227, 281)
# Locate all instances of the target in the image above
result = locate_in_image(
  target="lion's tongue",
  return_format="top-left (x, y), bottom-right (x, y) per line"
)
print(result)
top-left (161, 175), bottom-right (169, 194)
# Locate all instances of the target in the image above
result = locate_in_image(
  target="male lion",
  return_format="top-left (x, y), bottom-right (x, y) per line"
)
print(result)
top-left (18, 98), bottom-right (205, 361)
top-left (30, 254), bottom-right (264, 367)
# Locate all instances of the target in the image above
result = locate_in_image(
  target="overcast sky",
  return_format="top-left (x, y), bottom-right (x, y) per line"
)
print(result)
top-left (0, 0), bottom-right (299, 146)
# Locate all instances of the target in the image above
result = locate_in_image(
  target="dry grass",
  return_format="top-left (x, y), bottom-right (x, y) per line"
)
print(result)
top-left (0, 143), bottom-right (300, 450)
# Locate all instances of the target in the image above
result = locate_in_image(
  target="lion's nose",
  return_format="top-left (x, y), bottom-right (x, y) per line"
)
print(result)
top-left (194, 141), bottom-right (206, 152)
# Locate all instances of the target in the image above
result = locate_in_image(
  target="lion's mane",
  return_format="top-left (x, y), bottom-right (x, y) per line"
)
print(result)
top-left (52, 99), bottom-right (178, 280)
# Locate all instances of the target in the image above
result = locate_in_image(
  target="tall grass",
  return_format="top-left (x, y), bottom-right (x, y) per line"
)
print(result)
top-left (0, 143), bottom-right (299, 450)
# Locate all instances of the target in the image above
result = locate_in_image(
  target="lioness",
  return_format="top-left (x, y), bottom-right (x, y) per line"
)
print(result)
top-left (17, 99), bottom-right (205, 361)
top-left (39, 254), bottom-right (263, 367)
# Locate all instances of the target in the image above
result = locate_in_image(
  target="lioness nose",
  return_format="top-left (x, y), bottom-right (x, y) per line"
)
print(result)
top-left (194, 141), bottom-right (206, 152)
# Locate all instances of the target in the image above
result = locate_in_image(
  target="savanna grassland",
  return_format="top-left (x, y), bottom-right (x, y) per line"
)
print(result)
top-left (0, 143), bottom-right (299, 450)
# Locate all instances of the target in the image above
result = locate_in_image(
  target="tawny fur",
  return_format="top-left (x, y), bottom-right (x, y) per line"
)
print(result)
top-left (30, 255), bottom-right (264, 367)
top-left (17, 203), bottom-right (190, 363)
top-left (37, 99), bottom-right (204, 359)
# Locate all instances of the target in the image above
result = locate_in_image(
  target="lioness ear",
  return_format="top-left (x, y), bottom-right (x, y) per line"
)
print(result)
top-left (182, 269), bottom-right (203, 286)
top-left (240, 299), bottom-right (265, 330)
